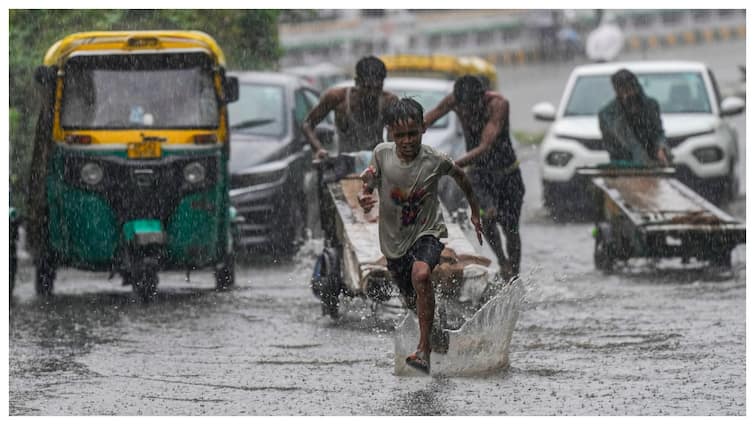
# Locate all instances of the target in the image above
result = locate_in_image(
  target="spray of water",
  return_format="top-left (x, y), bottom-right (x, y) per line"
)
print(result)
top-left (394, 272), bottom-right (531, 377)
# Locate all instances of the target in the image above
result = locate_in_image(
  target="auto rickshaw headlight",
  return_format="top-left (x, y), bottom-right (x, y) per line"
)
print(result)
top-left (80, 163), bottom-right (104, 185)
top-left (183, 162), bottom-right (206, 184)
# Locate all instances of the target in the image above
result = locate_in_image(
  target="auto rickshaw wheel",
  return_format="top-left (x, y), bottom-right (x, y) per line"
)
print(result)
top-left (34, 254), bottom-right (56, 296)
top-left (215, 254), bottom-right (235, 291)
top-left (131, 270), bottom-right (158, 302)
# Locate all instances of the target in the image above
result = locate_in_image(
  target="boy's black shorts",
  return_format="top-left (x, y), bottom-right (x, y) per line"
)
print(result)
top-left (386, 235), bottom-right (445, 309)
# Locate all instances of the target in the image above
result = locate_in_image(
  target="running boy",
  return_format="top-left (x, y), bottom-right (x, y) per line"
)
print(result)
top-left (358, 98), bottom-right (483, 373)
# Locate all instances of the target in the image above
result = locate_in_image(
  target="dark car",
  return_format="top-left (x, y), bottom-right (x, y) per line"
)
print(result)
top-left (227, 71), bottom-right (332, 257)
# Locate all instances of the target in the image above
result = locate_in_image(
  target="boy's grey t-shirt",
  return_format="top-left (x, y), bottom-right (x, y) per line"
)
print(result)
top-left (369, 142), bottom-right (455, 259)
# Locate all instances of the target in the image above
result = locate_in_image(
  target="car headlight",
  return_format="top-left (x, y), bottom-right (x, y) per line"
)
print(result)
top-left (546, 151), bottom-right (573, 167)
top-left (692, 147), bottom-right (724, 164)
top-left (183, 162), bottom-right (206, 184)
top-left (80, 162), bottom-right (103, 185)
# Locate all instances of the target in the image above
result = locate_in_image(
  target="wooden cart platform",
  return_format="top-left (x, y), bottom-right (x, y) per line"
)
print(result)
top-left (581, 167), bottom-right (745, 270)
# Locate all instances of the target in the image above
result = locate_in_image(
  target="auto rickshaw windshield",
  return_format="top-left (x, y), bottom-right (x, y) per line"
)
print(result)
top-left (61, 51), bottom-right (219, 130)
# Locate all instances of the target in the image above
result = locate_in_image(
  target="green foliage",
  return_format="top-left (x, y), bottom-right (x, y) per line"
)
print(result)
top-left (8, 10), bottom-right (281, 213)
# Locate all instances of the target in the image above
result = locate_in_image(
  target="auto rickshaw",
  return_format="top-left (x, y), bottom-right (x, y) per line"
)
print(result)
top-left (379, 54), bottom-right (498, 88)
top-left (26, 31), bottom-right (240, 300)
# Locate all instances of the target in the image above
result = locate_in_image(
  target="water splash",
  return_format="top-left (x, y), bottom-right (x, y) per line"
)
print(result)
top-left (394, 275), bottom-right (527, 377)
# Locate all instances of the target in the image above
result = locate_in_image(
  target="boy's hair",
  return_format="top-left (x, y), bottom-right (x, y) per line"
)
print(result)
top-left (384, 97), bottom-right (424, 127)
top-left (453, 75), bottom-right (485, 105)
top-left (355, 56), bottom-right (387, 82)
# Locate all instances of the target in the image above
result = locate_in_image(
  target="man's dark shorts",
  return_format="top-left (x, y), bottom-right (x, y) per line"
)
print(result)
top-left (386, 235), bottom-right (445, 308)
top-left (469, 167), bottom-right (525, 232)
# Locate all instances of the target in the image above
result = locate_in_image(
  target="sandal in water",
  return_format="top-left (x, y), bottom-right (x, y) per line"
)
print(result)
top-left (405, 350), bottom-right (430, 374)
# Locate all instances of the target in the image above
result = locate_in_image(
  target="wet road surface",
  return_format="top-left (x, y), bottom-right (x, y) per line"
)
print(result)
top-left (9, 41), bottom-right (746, 415)
top-left (10, 147), bottom-right (745, 415)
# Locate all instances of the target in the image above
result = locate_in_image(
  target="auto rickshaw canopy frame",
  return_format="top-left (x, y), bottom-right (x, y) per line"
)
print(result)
top-left (43, 30), bottom-right (227, 68)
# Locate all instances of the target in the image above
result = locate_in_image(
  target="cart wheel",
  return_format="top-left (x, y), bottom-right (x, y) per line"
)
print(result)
top-left (710, 249), bottom-right (732, 268)
top-left (132, 270), bottom-right (159, 302)
top-left (35, 252), bottom-right (56, 296)
top-left (215, 254), bottom-right (236, 291)
top-left (594, 226), bottom-right (614, 272)
top-left (311, 247), bottom-right (342, 318)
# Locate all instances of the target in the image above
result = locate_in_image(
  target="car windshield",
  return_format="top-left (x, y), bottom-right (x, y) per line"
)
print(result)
top-left (227, 83), bottom-right (287, 138)
top-left (386, 88), bottom-right (449, 128)
top-left (61, 52), bottom-right (219, 129)
top-left (563, 72), bottom-right (712, 116)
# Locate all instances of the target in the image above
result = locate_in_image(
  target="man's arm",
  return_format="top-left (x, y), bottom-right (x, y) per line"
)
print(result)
top-left (455, 97), bottom-right (506, 168)
top-left (302, 89), bottom-right (342, 160)
top-left (448, 162), bottom-right (484, 245)
top-left (423, 94), bottom-right (455, 128)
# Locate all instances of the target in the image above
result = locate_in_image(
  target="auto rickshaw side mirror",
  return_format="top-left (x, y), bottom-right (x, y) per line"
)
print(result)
top-left (34, 66), bottom-right (57, 88)
top-left (223, 76), bottom-right (239, 104)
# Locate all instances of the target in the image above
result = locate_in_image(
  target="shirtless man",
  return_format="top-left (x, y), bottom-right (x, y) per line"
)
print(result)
top-left (425, 75), bottom-right (525, 280)
top-left (358, 98), bottom-right (483, 373)
top-left (302, 56), bottom-right (398, 159)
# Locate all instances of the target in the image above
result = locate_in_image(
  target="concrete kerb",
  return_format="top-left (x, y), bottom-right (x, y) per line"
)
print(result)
top-left (487, 24), bottom-right (746, 67)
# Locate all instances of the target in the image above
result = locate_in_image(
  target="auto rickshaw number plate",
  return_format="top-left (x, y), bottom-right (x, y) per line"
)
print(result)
top-left (128, 141), bottom-right (162, 159)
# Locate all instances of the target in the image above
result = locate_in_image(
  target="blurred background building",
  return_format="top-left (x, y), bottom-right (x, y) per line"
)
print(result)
top-left (278, 9), bottom-right (746, 69)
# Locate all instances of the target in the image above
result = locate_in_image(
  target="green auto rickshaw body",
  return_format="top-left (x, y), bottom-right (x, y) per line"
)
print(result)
top-left (28, 31), bottom-right (239, 295)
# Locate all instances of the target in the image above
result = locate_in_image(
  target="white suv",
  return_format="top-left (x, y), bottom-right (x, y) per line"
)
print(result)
top-left (532, 61), bottom-right (745, 216)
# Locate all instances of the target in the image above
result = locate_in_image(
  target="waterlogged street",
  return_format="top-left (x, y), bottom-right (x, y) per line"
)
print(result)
top-left (9, 41), bottom-right (746, 415)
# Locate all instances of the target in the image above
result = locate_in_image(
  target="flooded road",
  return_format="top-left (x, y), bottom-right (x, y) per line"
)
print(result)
top-left (9, 40), bottom-right (746, 415)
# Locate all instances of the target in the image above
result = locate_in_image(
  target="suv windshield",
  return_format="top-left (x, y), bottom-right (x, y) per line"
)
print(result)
top-left (564, 72), bottom-right (712, 116)
top-left (61, 52), bottom-right (219, 129)
top-left (227, 83), bottom-right (287, 138)
top-left (387, 88), bottom-right (449, 128)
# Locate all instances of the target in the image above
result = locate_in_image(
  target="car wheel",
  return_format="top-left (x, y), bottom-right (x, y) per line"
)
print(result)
top-left (275, 188), bottom-right (307, 258)
top-left (543, 181), bottom-right (570, 221)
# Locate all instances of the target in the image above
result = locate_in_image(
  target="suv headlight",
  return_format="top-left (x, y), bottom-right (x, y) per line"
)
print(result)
top-left (80, 162), bottom-right (104, 185)
top-left (692, 147), bottom-right (724, 164)
top-left (183, 162), bottom-right (206, 184)
top-left (546, 151), bottom-right (573, 167)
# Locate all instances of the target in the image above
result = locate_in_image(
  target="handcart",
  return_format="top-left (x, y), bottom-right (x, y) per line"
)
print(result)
top-left (580, 165), bottom-right (746, 271)
top-left (311, 154), bottom-right (496, 318)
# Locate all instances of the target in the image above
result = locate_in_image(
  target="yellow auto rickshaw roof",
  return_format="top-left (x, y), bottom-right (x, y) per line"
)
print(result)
top-left (43, 30), bottom-right (226, 67)
top-left (379, 54), bottom-right (497, 85)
